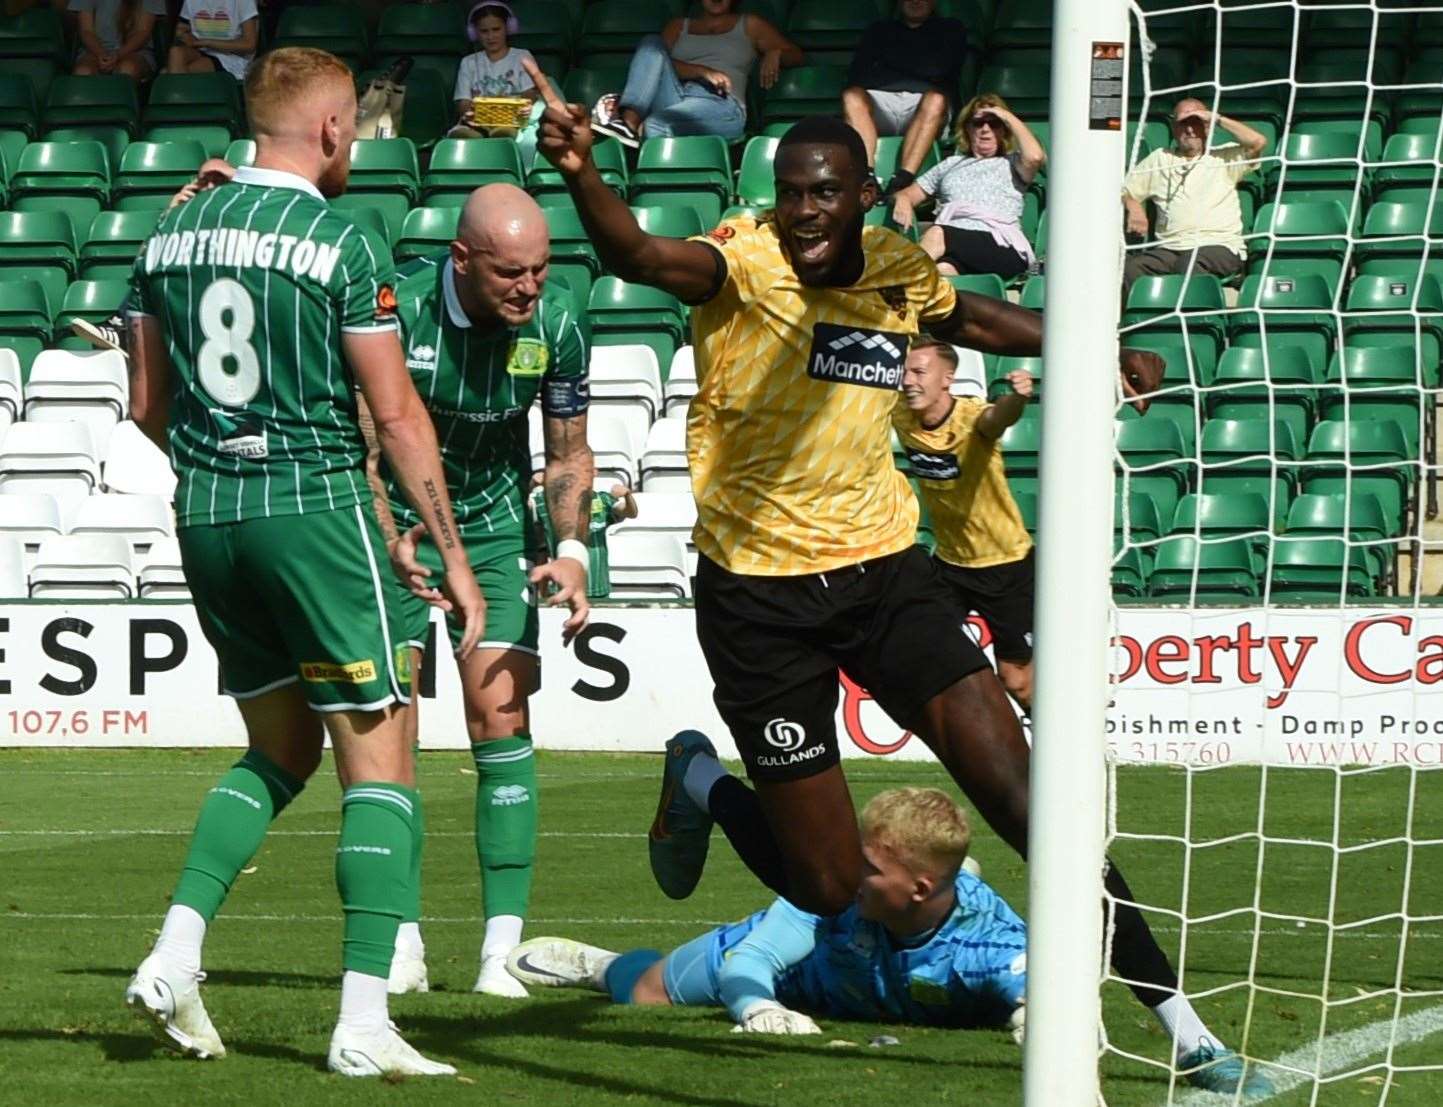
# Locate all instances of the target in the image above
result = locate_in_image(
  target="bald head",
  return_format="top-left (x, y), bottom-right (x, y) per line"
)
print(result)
top-left (451, 184), bottom-right (552, 327)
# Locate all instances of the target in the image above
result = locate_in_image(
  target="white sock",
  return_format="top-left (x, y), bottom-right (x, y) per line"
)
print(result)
top-left (395, 921), bottom-right (424, 956)
top-left (588, 952), bottom-right (620, 992)
top-left (682, 753), bottom-right (728, 811)
top-left (153, 905), bottom-right (206, 973)
top-left (337, 970), bottom-right (389, 1035)
top-left (1152, 994), bottom-right (1218, 1060)
top-left (482, 914), bottom-right (525, 961)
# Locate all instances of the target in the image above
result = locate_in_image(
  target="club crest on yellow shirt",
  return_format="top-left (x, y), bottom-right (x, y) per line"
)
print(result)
top-left (506, 337), bottom-right (549, 376)
top-left (877, 284), bottom-right (909, 319)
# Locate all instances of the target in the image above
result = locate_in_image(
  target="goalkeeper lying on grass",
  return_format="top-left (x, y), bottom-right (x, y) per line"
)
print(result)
top-left (508, 787), bottom-right (1029, 1038)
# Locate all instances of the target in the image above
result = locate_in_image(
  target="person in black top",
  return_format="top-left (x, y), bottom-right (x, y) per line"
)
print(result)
top-left (841, 0), bottom-right (969, 195)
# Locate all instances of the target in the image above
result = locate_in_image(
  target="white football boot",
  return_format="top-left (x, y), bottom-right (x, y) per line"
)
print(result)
top-left (327, 1023), bottom-right (457, 1077)
top-left (473, 952), bottom-right (529, 998)
top-left (124, 952), bottom-right (226, 1060)
top-left (506, 937), bottom-right (618, 991)
top-left (387, 948), bottom-right (429, 995)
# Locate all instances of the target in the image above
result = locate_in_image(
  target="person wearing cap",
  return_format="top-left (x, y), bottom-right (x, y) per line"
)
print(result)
top-left (451, 2), bottom-right (538, 138)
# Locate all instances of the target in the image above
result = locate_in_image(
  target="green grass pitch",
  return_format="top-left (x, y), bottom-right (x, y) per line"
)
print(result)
top-left (2, 749), bottom-right (1440, 1105)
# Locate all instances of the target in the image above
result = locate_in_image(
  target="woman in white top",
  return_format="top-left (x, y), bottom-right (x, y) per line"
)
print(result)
top-left (592, 0), bottom-right (802, 147)
top-left (164, 0), bottom-right (259, 79)
top-left (451, 2), bottom-right (539, 137)
top-left (891, 93), bottom-right (1046, 278)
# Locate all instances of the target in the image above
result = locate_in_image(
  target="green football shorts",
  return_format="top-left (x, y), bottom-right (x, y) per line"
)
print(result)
top-left (180, 504), bottom-right (414, 711)
top-left (399, 528), bottom-right (541, 655)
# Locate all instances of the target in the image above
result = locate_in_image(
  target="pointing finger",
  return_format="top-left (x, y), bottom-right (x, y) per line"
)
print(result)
top-left (521, 56), bottom-right (566, 113)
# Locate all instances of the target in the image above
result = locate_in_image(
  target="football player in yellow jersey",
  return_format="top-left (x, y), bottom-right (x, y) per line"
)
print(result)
top-left (528, 62), bottom-right (1268, 1096)
top-left (896, 339), bottom-right (1036, 710)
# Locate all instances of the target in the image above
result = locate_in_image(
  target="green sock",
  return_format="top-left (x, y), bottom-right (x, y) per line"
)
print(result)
top-left (336, 782), bottom-right (415, 977)
top-left (171, 749), bottom-right (304, 922)
top-left (472, 735), bottom-right (537, 919)
top-left (402, 787), bottom-right (424, 925)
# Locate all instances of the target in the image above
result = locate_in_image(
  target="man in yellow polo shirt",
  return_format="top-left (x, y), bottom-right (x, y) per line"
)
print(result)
top-left (894, 339), bottom-right (1035, 709)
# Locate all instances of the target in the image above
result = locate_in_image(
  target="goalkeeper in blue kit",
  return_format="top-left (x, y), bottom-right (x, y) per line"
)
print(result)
top-left (508, 786), bottom-right (1029, 1039)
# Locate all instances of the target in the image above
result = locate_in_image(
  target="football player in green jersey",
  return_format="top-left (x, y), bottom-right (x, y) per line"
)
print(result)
top-left (360, 183), bottom-right (596, 998)
top-left (123, 48), bottom-right (483, 1079)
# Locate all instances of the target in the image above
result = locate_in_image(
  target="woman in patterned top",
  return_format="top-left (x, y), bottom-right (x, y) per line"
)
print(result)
top-left (890, 93), bottom-right (1046, 279)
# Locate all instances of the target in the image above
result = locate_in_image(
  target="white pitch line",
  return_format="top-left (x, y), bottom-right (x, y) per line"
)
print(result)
top-left (1160, 1002), bottom-right (1443, 1106)
top-left (1, 911), bottom-right (720, 925)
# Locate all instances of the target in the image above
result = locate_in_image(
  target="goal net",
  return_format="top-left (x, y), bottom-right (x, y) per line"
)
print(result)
top-left (1100, 0), bottom-right (1443, 1101)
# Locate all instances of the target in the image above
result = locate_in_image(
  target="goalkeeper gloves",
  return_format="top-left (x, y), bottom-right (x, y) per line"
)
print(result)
top-left (732, 999), bottom-right (822, 1036)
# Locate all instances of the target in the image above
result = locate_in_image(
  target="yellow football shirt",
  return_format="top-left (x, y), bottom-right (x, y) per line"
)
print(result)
top-left (892, 398), bottom-right (1033, 569)
top-left (687, 216), bottom-right (957, 575)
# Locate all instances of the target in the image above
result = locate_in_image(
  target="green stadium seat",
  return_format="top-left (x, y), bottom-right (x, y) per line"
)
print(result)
top-left (1116, 485), bottom-right (1168, 551)
top-left (1268, 537), bottom-right (1375, 602)
top-left (1121, 274), bottom-right (1227, 369)
top-left (42, 76), bottom-right (139, 136)
top-left (975, 64), bottom-right (1049, 113)
top-left (422, 138), bottom-right (524, 205)
top-left (510, 1), bottom-right (575, 61)
top-left (10, 141), bottom-right (108, 241)
top-left (336, 204), bottom-right (395, 251)
top-left (374, 1), bottom-right (466, 58)
top-left (55, 278), bottom-right (129, 336)
top-left (1354, 199), bottom-right (1443, 287)
top-left (1374, 132), bottom-right (1443, 205)
top-left (143, 124), bottom-right (232, 159)
top-left (0, 129), bottom-right (23, 185)
top-left (1300, 420), bottom-right (1414, 535)
top-left (1125, 273), bottom-right (1225, 314)
top-left (1322, 345), bottom-right (1427, 455)
top-left (1342, 275), bottom-right (1443, 374)
top-left (1304, 5), bottom-right (1411, 50)
top-left (579, 0), bottom-right (682, 59)
top-left (80, 209), bottom-right (161, 280)
top-left (1230, 272), bottom-right (1337, 381)
top-left (1285, 491), bottom-right (1394, 584)
top-left (43, 125), bottom-right (128, 175)
top-left (528, 136), bottom-right (626, 200)
top-left (0, 74), bottom-right (39, 138)
top-left (1198, 417), bottom-right (1298, 525)
top-left (631, 205), bottom-right (705, 239)
top-left (0, 278), bottom-right (54, 341)
top-left (1147, 535), bottom-right (1259, 602)
top-left (1172, 490), bottom-right (1271, 572)
top-left (1116, 418), bottom-right (1190, 525)
top-left (348, 138), bottom-right (420, 203)
top-left (1248, 199), bottom-right (1352, 267)
top-left (1111, 547), bottom-right (1148, 598)
top-left (224, 138), bottom-right (256, 167)
top-left (1290, 53), bottom-right (1399, 126)
top-left (1274, 131), bottom-right (1372, 204)
top-left (1207, 344), bottom-right (1318, 451)
top-left (544, 206), bottom-right (603, 280)
top-left (113, 141), bottom-right (205, 211)
top-left (949, 274), bottom-right (1008, 301)
top-left (587, 276), bottom-right (688, 378)
top-left (736, 135), bottom-right (780, 206)
top-left (274, 5), bottom-right (369, 68)
top-left (630, 136), bottom-right (731, 197)
top-left (998, 411), bottom-right (1040, 478)
top-left (330, 192), bottom-right (410, 245)
top-left (394, 207), bottom-right (460, 263)
top-left (563, 65), bottom-right (628, 112)
top-left (1017, 275), bottom-right (1045, 310)
top-left (143, 73), bottom-right (241, 131)
top-left (989, 0), bottom-right (1054, 49)
top-left (759, 65), bottom-right (849, 126)
top-left (0, 8), bottom-right (66, 63)
top-left (785, 0), bottom-right (879, 61)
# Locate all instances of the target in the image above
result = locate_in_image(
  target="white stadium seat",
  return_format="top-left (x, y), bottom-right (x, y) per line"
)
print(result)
top-left (612, 490), bottom-right (698, 576)
top-left (138, 537), bottom-right (189, 599)
top-left (0, 422), bottom-right (100, 526)
top-left (0, 348), bottom-right (21, 430)
top-left (587, 407), bottom-right (641, 486)
top-left (639, 417), bottom-right (689, 492)
top-left (589, 344), bottom-right (662, 420)
top-left (606, 531), bottom-right (691, 599)
top-left (70, 493), bottom-right (175, 554)
top-left (29, 533), bottom-right (135, 599)
top-left (664, 346), bottom-right (696, 418)
top-left (23, 349), bottom-right (129, 452)
top-left (950, 345), bottom-right (987, 399)
top-left (0, 491), bottom-right (65, 566)
top-left (101, 421), bottom-right (178, 498)
top-left (0, 535), bottom-right (27, 598)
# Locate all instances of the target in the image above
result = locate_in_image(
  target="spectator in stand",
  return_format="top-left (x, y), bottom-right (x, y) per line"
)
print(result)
top-left (841, 0), bottom-right (968, 196)
top-left (1121, 97), bottom-right (1267, 291)
top-left (450, 2), bottom-right (539, 138)
top-left (890, 94), bottom-right (1044, 280)
top-left (70, 0), bottom-right (166, 80)
top-left (590, 0), bottom-right (802, 147)
top-left (165, 0), bottom-right (259, 79)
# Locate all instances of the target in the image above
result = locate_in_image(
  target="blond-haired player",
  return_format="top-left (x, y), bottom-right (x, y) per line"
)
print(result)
top-left (123, 47), bottom-right (481, 1078)
top-left (507, 786), bottom-right (1027, 1037)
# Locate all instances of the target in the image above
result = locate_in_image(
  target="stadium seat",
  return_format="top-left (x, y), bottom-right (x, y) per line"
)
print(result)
top-left (664, 346), bottom-right (697, 417)
top-left (1274, 132), bottom-right (1371, 205)
top-left (579, 0), bottom-right (684, 59)
top-left (759, 64), bottom-right (849, 126)
top-left (10, 139), bottom-right (109, 205)
top-left (1147, 535), bottom-right (1259, 602)
top-left (1230, 273), bottom-right (1337, 381)
top-left (1248, 200), bottom-right (1353, 271)
top-left (0, 279), bottom-right (56, 341)
top-left (1171, 491), bottom-right (1271, 568)
top-left (0, 345), bottom-right (20, 424)
top-left (736, 136), bottom-right (781, 206)
top-left (43, 124), bottom-right (128, 176)
top-left (80, 209), bottom-right (162, 281)
top-left (590, 343), bottom-right (663, 421)
top-left (0, 490), bottom-right (62, 557)
top-left (508, 0), bottom-right (574, 62)
top-left (70, 492), bottom-right (173, 554)
top-left (528, 136), bottom-right (626, 201)
top-left (0, 535), bottom-right (25, 598)
top-left (0, 6), bottom-right (65, 62)
top-left (1354, 200), bottom-right (1443, 286)
top-left (611, 490), bottom-right (698, 575)
top-left (1198, 417), bottom-right (1299, 525)
top-left (587, 277), bottom-right (688, 378)
top-left (1111, 547), bottom-right (1147, 599)
top-left (274, 4), bottom-right (369, 67)
top-left (1286, 491), bottom-right (1394, 585)
top-left (999, 413), bottom-right (1041, 479)
top-left (22, 348), bottom-right (128, 451)
top-left (975, 64), bottom-right (1050, 115)
top-left (0, 420), bottom-right (99, 523)
top-left (142, 123), bottom-right (231, 159)
top-left (587, 406), bottom-right (643, 486)
top-left (422, 138), bottom-right (524, 205)
top-left (394, 206), bottom-right (460, 263)
top-left (631, 204), bottom-right (705, 239)
top-left (113, 141), bottom-right (205, 210)
top-left (142, 72), bottom-right (240, 134)
top-left (1268, 536), bottom-right (1375, 602)
top-left (638, 416), bottom-right (689, 492)
top-left (1374, 132), bottom-right (1442, 204)
top-left (563, 64), bottom-right (628, 114)
top-left (43, 76), bottom-right (139, 136)
top-left (1207, 344), bottom-right (1318, 451)
top-left (1322, 346), bottom-right (1427, 455)
top-left (348, 138), bottom-right (420, 203)
top-left (138, 536), bottom-right (189, 598)
top-left (330, 192), bottom-right (410, 245)
top-left (55, 280), bottom-right (129, 342)
top-left (606, 531), bottom-right (691, 599)
top-left (374, 1), bottom-right (466, 58)
top-left (1116, 418), bottom-right (1190, 525)
top-left (1342, 275), bottom-right (1443, 370)
top-left (1115, 486), bottom-right (1168, 560)
top-left (1301, 419), bottom-right (1415, 535)
top-left (786, 0), bottom-right (879, 65)
top-left (224, 138), bottom-right (256, 167)
top-left (950, 274), bottom-right (1008, 302)
top-left (0, 74), bottom-right (38, 138)
top-left (29, 533), bottom-right (134, 599)
top-left (630, 135), bottom-right (732, 227)
top-left (101, 420), bottom-right (177, 498)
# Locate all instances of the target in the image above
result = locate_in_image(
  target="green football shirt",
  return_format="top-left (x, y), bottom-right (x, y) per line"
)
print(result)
top-left (128, 165), bottom-right (399, 526)
top-left (385, 263), bottom-right (589, 539)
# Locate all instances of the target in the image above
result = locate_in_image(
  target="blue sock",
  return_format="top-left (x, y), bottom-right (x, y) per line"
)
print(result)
top-left (604, 949), bottom-right (663, 1004)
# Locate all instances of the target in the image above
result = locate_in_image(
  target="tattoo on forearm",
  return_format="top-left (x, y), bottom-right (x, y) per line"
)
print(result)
top-left (545, 469), bottom-right (592, 544)
top-left (423, 478), bottom-right (458, 550)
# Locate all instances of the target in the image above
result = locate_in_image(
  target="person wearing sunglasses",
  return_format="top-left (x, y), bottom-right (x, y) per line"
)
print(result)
top-left (890, 93), bottom-right (1045, 280)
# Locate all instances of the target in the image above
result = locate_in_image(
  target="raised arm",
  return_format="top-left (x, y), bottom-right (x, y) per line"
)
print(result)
top-left (126, 315), bottom-right (173, 451)
top-left (1213, 111), bottom-right (1267, 161)
top-left (525, 58), bottom-right (723, 302)
top-left (344, 330), bottom-right (484, 657)
top-left (991, 106), bottom-right (1046, 183)
top-left (974, 367), bottom-right (1033, 439)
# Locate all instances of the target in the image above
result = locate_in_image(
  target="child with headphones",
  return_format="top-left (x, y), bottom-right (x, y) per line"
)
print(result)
top-left (451, 2), bottom-right (538, 137)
